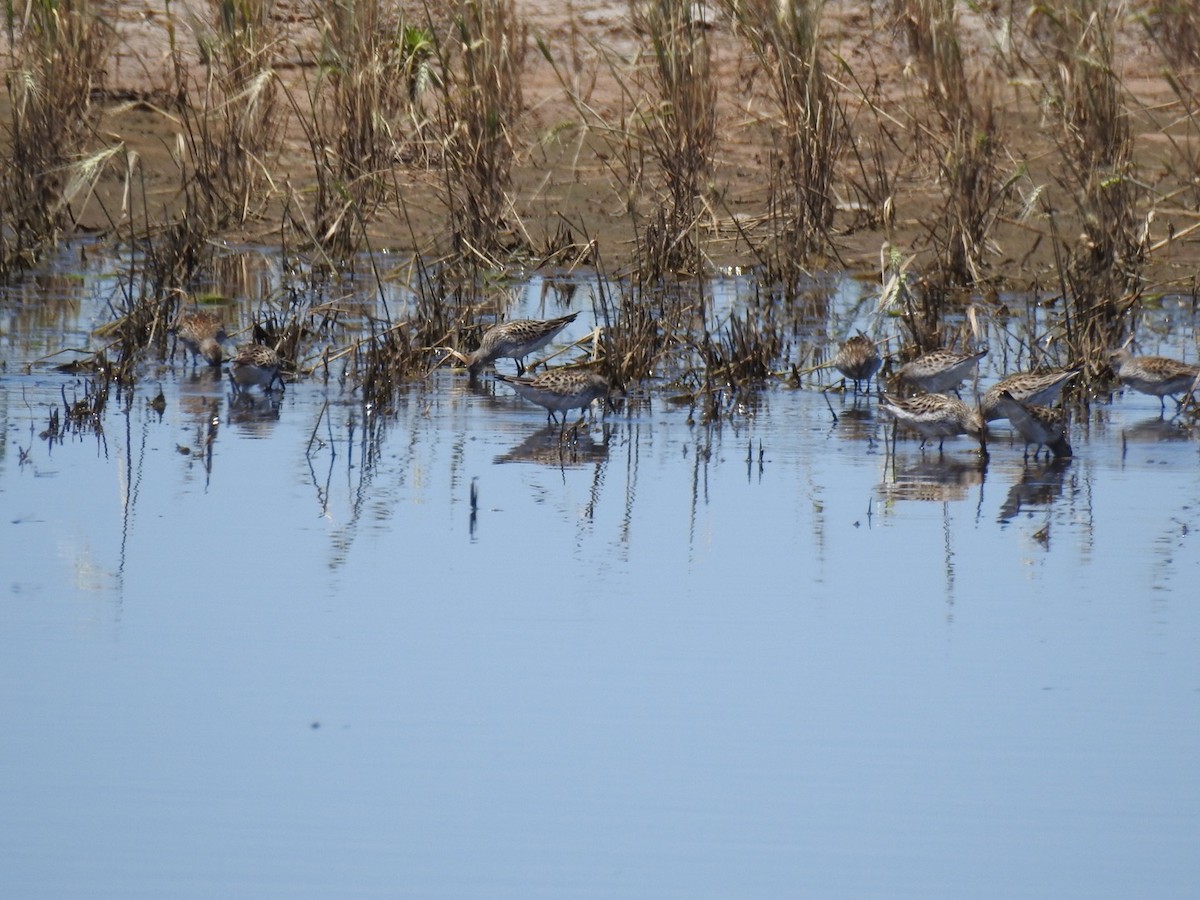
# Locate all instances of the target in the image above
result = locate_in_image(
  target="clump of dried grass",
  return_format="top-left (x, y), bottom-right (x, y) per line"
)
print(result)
top-left (1031, 0), bottom-right (1145, 375)
top-left (434, 0), bottom-right (528, 261)
top-left (296, 0), bottom-right (435, 256)
top-left (176, 0), bottom-right (283, 229)
top-left (726, 0), bottom-right (843, 282)
top-left (897, 0), bottom-right (1012, 288)
top-left (630, 0), bottom-right (717, 281)
top-left (1, 0), bottom-right (110, 276)
top-left (1140, 0), bottom-right (1200, 70)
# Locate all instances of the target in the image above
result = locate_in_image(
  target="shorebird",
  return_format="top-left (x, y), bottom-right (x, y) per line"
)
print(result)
top-left (172, 310), bottom-right (228, 366)
top-left (229, 344), bottom-right (283, 393)
top-left (1108, 349), bottom-right (1200, 413)
top-left (879, 392), bottom-right (986, 452)
top-left (990, 390), bottom-right (1072, 459)
top-left (494, 368), bottom-right (610, 426)
top-left (832, 332), bottom-right (883, 395)
top-left (467, 313), bottom-right (580, 378)
top-left (981, 367), bottom-right (1080, 422)
top-left (898, 346), bottom-right (987, 394)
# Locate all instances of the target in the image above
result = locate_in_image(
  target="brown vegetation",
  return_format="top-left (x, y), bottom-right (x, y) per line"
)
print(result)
top-left (3, 0), bottom-right (1199, 398)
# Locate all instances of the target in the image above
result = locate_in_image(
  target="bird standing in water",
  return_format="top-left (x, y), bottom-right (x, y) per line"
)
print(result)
top-left (467, 313), bottom-right (580, 378)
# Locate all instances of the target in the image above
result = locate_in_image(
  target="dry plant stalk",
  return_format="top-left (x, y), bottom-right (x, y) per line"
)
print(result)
top-left (1, 0), bottom-right (109, 276)
top-left (900, 0), bottom-right (1009, 289)
top-left (1033, 0), bottom-right (1144, 373)
top-left (1141, 0), bottom-right (1200, 70)
top-left (302, 0), bottom-right (434, 255)
top-left (632, 0), bottom-right (717, 280)
top-left (181, 0), bottom-right (282, 228)
top-left (728, 0), bottom-right (842, 277)
top-left (1138, 2), bottom-right (1200, 211)
top-left (437, 0), bottom-right (528, 260)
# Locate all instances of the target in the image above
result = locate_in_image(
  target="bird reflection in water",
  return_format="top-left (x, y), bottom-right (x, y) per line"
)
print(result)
top-left (878, 451), bottom-right (988, 503)
top-left (832, 404), bottom-right (877, 444)
top-left (227, 390), bottom-right (282, 435)
top-left (493, 423), bottom-right (611, 467)
top-left (1119, 415), bottom-right (1194, 446)
top-left (998, 456), bottom-right (1073, 524)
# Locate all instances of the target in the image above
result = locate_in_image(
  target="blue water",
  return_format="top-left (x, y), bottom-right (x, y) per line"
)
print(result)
top-left (2, 251), bottom-right (1198, 898)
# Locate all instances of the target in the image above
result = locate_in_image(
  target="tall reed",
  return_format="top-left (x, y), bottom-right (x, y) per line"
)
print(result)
top-left (1, 0), bottom-right (109, 276)
top-left (899, 0), bottom-right (1010, 288)
top-left (179, 0), bottom-right (282, 228)
top-left (297, 0), bottom-right (434, 256)
top-left (727, 0), bottom-right (842, 279)
top-left (435, 0), bottom-right (528, 261)
top-left (1032, 0), bottom-right (1144, 372)
top-left (632, 0), bottom-right (717, 280)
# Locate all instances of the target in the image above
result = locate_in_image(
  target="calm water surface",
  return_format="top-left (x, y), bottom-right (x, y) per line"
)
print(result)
top-left (2, 250), bottom-right (1198, 898)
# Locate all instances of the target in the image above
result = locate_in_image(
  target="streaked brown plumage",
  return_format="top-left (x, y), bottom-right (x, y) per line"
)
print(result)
top-left (898, 346), bottom-right (987, 394)
top-left (173, 310), bottom-right (228, 366)
top-left (992, 390), bottom-right (1072, 459)
top-left (879, 392), bottom-right (986, 451)
top-left (981, 367), bottom-right (1080, 422)
top-left (229, 344), bottom-right (282, 392)
top-left (467, 313), bottom-right (580, 378)
top-left (832, 333), bottom-right (882, 394)
top-left (1108, 349), bottom-right (1200, 413)
top-left (494, 368), bottom-right (610, 424)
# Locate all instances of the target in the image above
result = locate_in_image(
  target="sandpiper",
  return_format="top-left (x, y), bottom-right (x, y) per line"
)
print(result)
top-left (981, 367), bottom-right (1080, 422)
top-left (467, 312), bottom-right (580, 378)
top-left (229, 343), bottom-right (283, 392)
top-left (173, 310), bottom-right (228, 366)
top-left (832, 332), bottom-right (883, 395)
top-left (879, 392), bottom-right (986, 452)
top-left (1108, 349), bottom-right (1200, 413)
top-left (898, 346), bottom-right (987, 394)
top-left (991, 390), bottom-right (1072, 459)
top-left (494, 368), bottom-right (610, 425)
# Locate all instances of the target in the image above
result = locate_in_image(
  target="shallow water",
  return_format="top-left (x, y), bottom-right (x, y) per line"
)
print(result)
top-left (2, 249), bottom-right (1199, 898)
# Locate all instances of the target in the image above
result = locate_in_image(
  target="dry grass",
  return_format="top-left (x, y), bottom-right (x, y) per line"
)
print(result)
top-left (9, 1), bottom-right (1200, 403)
top-left (898, 0), bottom-right (1012, 288)
top-left (726, 0), bottom-right (843, 282)
top-left (294, 0), bottom-right (434, 256)
top-left (630, 0), bottom-right (717, 280)
top-left (434, 0), bottom-right (528, 261)
top-left (1031, 0), bottom-right (1145, 376)
top-left (1, 0), bottom-right (109, 276)
top-left (176, 0), bottom-right (282, 229)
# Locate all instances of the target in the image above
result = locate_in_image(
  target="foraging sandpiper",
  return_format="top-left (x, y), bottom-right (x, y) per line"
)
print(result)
top-left (832, 332), bottom-right (883, 395)
top-left (173, 310), bottom-right (228, 366)
top-left (898, 346), bottom-right (987, 394)
top-left (879, 392), bottom-right (986, 452)
top-left (981, 367), bottom-right (1080, 422)
top-left (1108, 349), bottom-right (1200, 413)
top-left (229, 343), bottom-right (283, 392)
top-left (468, 313), bottom-right (580, 378)
top-left (991, 390), bottom-right (1072, 459)
top-left (494, 368), bottom-right (610, 425)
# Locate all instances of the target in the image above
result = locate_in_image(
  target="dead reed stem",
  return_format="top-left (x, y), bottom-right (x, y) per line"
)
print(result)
top-left (435, 0), bottom-right (528, 260)
top-left (631, 0), bottom-right (717, 280)
top-left (726, 0), bottom-right (843, 279)
top-left (1, 0), bottom-right (109, 275)
top-left (1033, 0), bottom-right (1145, 374)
